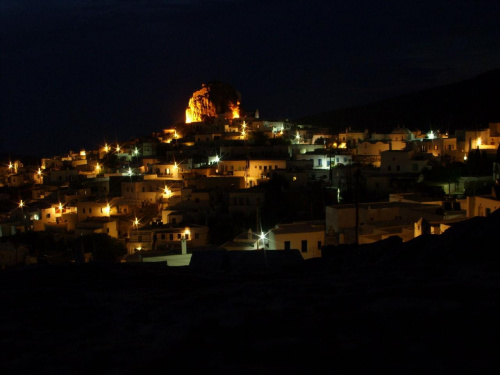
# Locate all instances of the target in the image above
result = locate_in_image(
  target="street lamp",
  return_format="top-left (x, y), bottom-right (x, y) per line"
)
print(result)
top-left (259, 231), bottom-right (267, 249)
top-left (213, 155), bottom-right (220, 174)
top-left (295, 132), bottom-right (301, 144)
top-left (259, 231), bottom-right (269, 272)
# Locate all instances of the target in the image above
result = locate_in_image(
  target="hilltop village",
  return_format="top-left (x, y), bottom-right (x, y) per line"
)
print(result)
top-left (1, 83), bottom-right (500, 267)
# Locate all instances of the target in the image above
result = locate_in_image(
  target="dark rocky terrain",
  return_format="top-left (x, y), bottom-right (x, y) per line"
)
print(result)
top-left (2, 210), bottom-right (500, 374)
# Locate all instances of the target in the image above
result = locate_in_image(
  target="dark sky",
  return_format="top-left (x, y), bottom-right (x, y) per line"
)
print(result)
top-left (1, 0), bottom-right (499, 157)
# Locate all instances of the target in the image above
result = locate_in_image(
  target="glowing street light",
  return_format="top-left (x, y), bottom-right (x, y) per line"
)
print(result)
top-left (103, 203), bottom-right (111, 216)
top-left (259, 231), bottom-right (267, 249)
top-left (128, 167), bottom-right (133, 176)
top-left (116, 144), bottom-right (121, 153)
top-left (19, 200), bottom-right (24, 208)
top-left (295, 132), bottom-right (301, 144)
top-left (133, 147), bottom-right (140, 156)
top-left (163, 186), bottom-right (171, 198)
top-left (95, 163), bottom-right (101, 173)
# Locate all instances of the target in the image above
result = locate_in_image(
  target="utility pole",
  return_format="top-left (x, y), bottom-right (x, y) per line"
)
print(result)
top-left (355, 168), bottom-right (360, 245)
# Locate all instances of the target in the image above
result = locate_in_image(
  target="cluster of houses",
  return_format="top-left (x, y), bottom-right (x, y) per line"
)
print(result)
top-left (1, 107), bottom-right (499, 268)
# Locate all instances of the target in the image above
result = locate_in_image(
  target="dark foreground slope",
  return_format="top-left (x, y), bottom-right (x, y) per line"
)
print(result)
top-left (1, 211), bottom-right (500, 374)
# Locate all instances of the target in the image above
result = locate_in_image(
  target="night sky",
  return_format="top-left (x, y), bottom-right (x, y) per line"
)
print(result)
top-left (1, 0), bottom-right (499, 157)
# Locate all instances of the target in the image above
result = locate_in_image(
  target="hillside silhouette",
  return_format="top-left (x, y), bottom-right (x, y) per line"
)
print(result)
top-left (1, 209), bottom-right (500, 373)
top-left (299, 69), bottom-right (500, 133)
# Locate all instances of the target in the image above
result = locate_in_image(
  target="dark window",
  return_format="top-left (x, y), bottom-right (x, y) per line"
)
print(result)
top-left (317, 241), bottom-right (322, 250)
top-left (170, 234), bottom-right (173, 241)
top-left (301, 240), bottom-right (307, 253)
top-left (161, 234), bottom-right (165, 240)
top-left (284, 241), bottom-right (291, 250)
top-left (138, 235), bottom-right (142, 242)
top-left (195, 233), bottom-right (199, 239)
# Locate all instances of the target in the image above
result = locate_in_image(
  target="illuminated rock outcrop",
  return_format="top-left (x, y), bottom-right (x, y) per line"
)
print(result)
top-left (185, 82), bottom-right (241, 123)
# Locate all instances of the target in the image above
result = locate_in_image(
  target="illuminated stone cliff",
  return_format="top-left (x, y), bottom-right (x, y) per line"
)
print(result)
top-left (185, 82), bottom-right (241, 123)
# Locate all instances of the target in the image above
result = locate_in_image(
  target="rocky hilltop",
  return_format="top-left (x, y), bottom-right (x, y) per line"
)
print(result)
top-left (185, 82), bottom-right (241, 123)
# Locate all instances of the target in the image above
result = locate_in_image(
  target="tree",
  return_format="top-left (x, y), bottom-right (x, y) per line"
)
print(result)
top-left (314, 137), bottom-right (326, 145)
top-left (248, 131), bottom-right (269, 146)
top-left (74, 234), bottom-right (126, 262)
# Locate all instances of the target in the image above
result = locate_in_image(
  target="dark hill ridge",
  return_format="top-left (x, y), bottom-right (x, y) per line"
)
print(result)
top-left (1, 210), bottom-right (500, 373)
top-left (298, 69), bottom-right (500, 134)
top-left (322, 208), bottom-right (500, 269)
